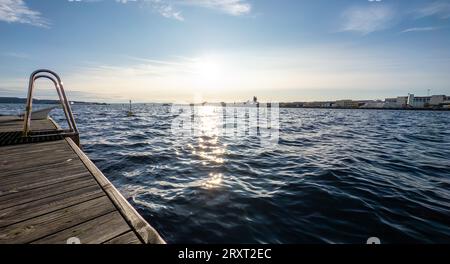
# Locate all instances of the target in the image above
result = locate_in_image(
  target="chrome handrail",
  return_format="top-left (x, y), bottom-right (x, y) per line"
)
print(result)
top-left (22, 69), bottom-right (80, 145)
top-left (33, 75), bottom-right (73, 131)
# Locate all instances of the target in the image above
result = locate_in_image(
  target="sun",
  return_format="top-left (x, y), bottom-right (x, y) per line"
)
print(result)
top-left (193, 56), bottom-right (224, 83)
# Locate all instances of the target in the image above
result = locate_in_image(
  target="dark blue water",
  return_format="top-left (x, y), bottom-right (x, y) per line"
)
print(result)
top-left (1, 104), bottom-right (450, 243)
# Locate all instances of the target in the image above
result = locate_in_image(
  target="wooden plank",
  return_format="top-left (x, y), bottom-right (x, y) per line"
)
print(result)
top-left (0, 176), bottom-right (97, 210)
top-left (32, 211), bottom-right (132, 244)
top-left (0, 116), bottom-right (20, 122)
top-left (1, 143), bottom-right (75, 158)
top-left (0, 138), bottom-right (68, 153)
top-left (0, 196), bottom-right (114, 244)
top-left (30, 120), bottom-right (56, 131)
top-left (104, 231), bottom-right (141, 244)
top-left (0, 185), bottom-right (104, 227)
top-left (65, 138), bottom-right (166, 244)
top-left (0, 157), bottom-right (83, 178)
top-left (0, 157), bottom-right (84, 180)
top-left (0, 120), bottom-right (55, 132)
top-left (0, 164), bottom-right (90, 196)
top-left (0, 147), bottom-right (70, 160)
top-left (0, 141), bottom-right (72, 158)
top-left (1, 146), bottom-right (78, 172)
top-left (1, 152), bottom-right (79, 173)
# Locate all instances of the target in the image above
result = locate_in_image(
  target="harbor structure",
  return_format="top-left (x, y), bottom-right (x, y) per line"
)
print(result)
top-left (361, 94), bottom-right (450, 109)
top-left (334, 100), bottom-right (360, 108)
top-left (283, 94), bottom-right (450, 109)
top-left (383, 96), bottom-right (408, 108)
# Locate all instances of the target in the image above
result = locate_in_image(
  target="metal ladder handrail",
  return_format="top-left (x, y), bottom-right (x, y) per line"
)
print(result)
top-left (22, 69), bottom-right (79, 145)
top-left (32, 75), bottom-right (73, 131)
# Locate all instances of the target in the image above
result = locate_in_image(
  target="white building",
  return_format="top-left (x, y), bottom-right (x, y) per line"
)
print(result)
top-left (361, 100), bottom-right (385, 108)
top-left (335, 100), bottom-right (359, 108)
top-left (407, 94), bottom-right (430, 108)
top-left (383, 96), bottom-right (408, 108)
top-left (406, 94), bottom-right (450, 108)
top-left (430, 95), bottom-right (450, 106)
top-left (382, 94), bottom-right (450, 108)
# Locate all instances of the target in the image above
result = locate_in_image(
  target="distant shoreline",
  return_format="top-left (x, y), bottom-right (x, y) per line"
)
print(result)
top-left (280, 106), bottom-right (450, 111)
top-left (2, 97), bottom-right (449, 111)
top-left (181, 102), bottom-right (450, 111)
top-left (0, 97), bottom-right (108, 105)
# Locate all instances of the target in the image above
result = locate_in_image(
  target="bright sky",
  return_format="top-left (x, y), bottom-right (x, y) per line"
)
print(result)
top-left (1, 0), bottom-right (450, 103)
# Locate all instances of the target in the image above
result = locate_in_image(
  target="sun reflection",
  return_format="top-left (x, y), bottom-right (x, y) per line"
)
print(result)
top-left (189, 105), bottom-right (226, 165)
top-left (186, 106), bottom-right (228, 190)
top-left (196, 105), bottom-right (221, 137)
top-left (197, 151), bottom-right (224, 164)
top-left (202, 173), bottom-right (223, 189)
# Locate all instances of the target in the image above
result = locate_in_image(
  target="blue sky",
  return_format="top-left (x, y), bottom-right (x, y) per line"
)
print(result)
top-left (1, 0), bottom-right (450, 103)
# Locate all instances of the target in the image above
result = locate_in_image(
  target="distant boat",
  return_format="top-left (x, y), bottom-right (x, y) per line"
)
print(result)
top-left (245, 96), bottom-right (259, 107)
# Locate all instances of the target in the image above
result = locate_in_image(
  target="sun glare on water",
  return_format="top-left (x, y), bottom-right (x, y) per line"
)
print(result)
top-left (202, 173), bottom-right (223, 189)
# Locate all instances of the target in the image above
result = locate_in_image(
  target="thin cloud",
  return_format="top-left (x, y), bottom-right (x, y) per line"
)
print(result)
top-left (401, 27), bottom-right (439, 33)
top-left (68, 0), bottom-right (103, 2)
top-left (415, 1), bottom-right (450, 19)
top-left (112, 0), bottom-right (251, 20)
top-left (183, 0), bottom-right (251, 16)
top-left (156, 4), bottom-right (184, 21)
top-left (340, 4), bottom-right (396, 35)
top-left (0, 0), bottom-right (50, 27)
top-left (114, 0), bottom-right (184, 21)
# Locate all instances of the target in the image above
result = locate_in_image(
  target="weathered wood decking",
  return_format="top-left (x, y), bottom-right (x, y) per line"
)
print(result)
top-left (0, 116), bottom-right (165, 244)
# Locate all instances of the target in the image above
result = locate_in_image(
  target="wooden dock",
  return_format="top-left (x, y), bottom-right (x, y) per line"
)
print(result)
top-left (0, 116), bottom-right (165, 244)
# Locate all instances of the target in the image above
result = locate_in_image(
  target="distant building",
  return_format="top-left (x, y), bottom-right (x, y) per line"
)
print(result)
top-left (405, 94), bottom-right (450, 108)
top-left (361, 100), bottom-right (385, 108)
top-left (303, 101), bottom-right (334, 108)
top-left (278, 94), bottom-right (449, 109)
top-left (396, 96), bottom-right (408, 107)
top-left (383, 96), bottom-right (408, 108)
top-left (430, 95), bottom-right (445, 105)
top-left (279, 102), bottom-right (304, 108)
top-left (335, 100), bottom-right (359, 108)
top-left (407, 94), bottom-right (431, 108)
top-left (384, 98), bottom-right (398, 108)
top-left (320, 102), bottom-right (334, 108)
top-left (443, 96), bottom-right (450, 108)
top-left (430, 95), bottom-right (450, 107)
